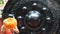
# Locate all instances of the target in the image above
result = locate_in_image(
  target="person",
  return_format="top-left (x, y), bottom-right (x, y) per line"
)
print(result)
top-left (1, 25), bottom-right (19, 34)
top-left (1, 17), bottom-right (19, 34)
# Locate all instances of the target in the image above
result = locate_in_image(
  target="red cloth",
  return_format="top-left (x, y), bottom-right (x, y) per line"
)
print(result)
top-left (5, 28), bottom-right (12, 34)
top-left (0, 18), bottom-right (2, 34)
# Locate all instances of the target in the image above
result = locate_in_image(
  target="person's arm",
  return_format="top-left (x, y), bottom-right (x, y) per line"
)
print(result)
top-left (1, 25), bottom-right (6, 34)
top-left (13, 26), bottom-right (19, 34)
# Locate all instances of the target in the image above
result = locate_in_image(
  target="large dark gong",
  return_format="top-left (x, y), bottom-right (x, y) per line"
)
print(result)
top-left (3, 0), bottom-right (54, 33)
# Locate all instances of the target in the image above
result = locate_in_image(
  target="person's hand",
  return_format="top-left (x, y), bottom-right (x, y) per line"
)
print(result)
top-left (13, 26), bottom-right (19, 34)
top-left (1, 25), bottom-right (6, 34)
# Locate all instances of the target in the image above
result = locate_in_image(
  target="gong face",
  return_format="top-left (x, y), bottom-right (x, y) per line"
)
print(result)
top-left (3, 0), bottom-right (54, 32)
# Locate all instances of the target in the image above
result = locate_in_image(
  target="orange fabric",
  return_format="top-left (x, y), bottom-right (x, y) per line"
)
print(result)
top-left (3, 17), bottom-right (17, 30)
top-left (5, 28), bottom-right (12, 34)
